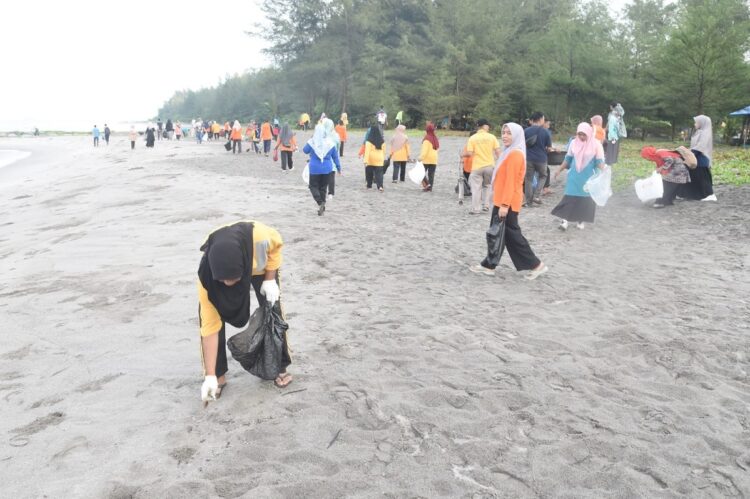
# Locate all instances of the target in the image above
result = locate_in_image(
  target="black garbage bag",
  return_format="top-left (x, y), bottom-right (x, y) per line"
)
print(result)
top-left (481, 212), bottom-right (506, 268)
top-left (224, 140), bottom-right (232, 151)
top-left (227, 303), bottom-right (291, 380)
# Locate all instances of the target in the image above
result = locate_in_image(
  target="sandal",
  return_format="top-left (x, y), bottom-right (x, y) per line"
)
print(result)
top-left (274, 373), bottom-right (293, 388)
top-left (216, 383), bottom-right (227, 399)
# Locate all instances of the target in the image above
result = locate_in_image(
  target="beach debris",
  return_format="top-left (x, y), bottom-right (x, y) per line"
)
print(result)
top-left (327, 429), bottom-right (342, 449)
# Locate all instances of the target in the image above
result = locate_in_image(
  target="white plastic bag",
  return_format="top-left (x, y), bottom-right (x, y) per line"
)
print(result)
top-left (634, 171), bottom-right (663, 202)
top-left (302, 163), bottom-right (310, 185)
top-left (584, 165), bottom-right (613, 206)
top-left (407, 161), bottom-right (426, 185)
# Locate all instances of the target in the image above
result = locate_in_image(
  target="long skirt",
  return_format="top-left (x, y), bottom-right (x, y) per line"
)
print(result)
top-left (605, 139), bottom-right (619, 165)
top-left (551, 195), bottom-right (596, 223)
top-left (679, 167), bottom-right (713, 200)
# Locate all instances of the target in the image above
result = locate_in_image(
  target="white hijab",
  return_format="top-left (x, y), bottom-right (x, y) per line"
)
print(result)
top-left (307, 123), bottom-right (336, 160)
top-left (491, 123), bottom-right (526, 185)
top-left (232, 120), bottom-right (241, 130)
top-left (691, 115), bottom-right (713, 161)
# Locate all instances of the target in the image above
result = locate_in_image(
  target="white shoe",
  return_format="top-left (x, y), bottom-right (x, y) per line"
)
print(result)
top-left (327, 194), bottom-right (333, 201)
top-left (469, 264), bottom-right (495, 276)
top-left (701, 194), bottom-right (717, 202)
top-left (525, 264), bottom-right (548, 280)
top-left (558, 220), bottom-right (568, 231)
top-left (576, 222), bottom-right (585, 230)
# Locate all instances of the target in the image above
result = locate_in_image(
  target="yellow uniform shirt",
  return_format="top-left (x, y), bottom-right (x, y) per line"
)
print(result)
top-left (419, 140), bottom-right (438, 165)
top-left (390, 141), bottom-right (410, 162)
top-left (198, 221), bottom-right (283, 337)
top-left (364, 142), bottom-right (387, 167)
top-left (467, 129), bottom-right (500, 170)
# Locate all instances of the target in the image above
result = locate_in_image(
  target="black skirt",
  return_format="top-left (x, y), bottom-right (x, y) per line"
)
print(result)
top-left (680, 167), bottom-right (713, 200)
top-left (551, 195), bottom-right (596, 223)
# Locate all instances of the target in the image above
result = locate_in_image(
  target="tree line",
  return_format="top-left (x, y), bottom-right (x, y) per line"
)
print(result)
top-left (157, 0), bottom-right (750, 140)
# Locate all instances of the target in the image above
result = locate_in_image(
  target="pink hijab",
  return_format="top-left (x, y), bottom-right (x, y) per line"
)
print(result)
top-left (569, 123), bottom-right (603, 172)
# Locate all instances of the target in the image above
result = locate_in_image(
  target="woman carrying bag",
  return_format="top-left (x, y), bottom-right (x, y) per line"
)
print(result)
top-left (470, 123), bottom-right (548, 280)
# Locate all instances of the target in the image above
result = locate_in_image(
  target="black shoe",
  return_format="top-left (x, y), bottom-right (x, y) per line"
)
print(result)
top-left (318, 203), bottom-right (326, 216)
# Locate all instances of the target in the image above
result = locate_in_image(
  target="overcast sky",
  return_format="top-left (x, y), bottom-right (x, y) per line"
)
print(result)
top-left (2, 0), bottom-right (636, 127)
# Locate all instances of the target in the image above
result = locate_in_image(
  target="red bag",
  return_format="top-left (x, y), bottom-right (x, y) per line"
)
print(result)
top-left (273, 148), bottom-right (279, 162)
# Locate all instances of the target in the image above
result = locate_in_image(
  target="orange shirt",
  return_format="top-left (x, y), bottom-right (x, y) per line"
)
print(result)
top-left (335, 124), bottom-right (348, 142)
top-left (230, 128), bottom-right (242, 140)
top-left (260, 123), bottom-right (273, 140)
top-left (492, 149), bottom-right (525, 212)
top-left (462, 146), bottom-right (473, 173)
top-left (593, 125), bottom-right (605, 142)
top-left (276, 135), bottom-right (297, 152)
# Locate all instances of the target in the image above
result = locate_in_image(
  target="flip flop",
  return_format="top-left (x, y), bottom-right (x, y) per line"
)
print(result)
top-left (274, 373), bottom-right (293, 388)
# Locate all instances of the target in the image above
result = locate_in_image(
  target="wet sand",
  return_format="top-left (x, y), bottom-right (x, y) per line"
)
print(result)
top-left (1, 134), bottom-right (749, 498)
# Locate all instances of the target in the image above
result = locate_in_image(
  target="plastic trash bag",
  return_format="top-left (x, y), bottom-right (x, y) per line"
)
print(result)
top-left (634, 171), bottom-right (663, 202)
top-left (584, 165), bottom-right (613, 206)
top-left (227, 303), bottom-right (291, 381)
top-left (481, 212), bottom-right (506, 268)
top-left (302, 163), bottom-right (310, 185)
top-left (408, 161), bottom-right (426, 185)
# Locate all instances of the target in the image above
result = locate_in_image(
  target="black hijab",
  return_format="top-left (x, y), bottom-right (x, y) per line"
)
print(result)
top-left (367, 126), bottom-right (384, 149)
top-left (197, 222), bottom-right (254, 328)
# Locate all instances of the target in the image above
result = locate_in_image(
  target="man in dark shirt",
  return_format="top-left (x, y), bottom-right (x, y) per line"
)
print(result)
top-left (523, 112), bottom-right (552, 206)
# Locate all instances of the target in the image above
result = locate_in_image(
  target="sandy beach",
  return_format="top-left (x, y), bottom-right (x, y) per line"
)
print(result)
top-left (1, 134), bottom-right (749, 498)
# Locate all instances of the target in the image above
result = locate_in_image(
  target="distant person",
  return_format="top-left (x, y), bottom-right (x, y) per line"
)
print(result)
top-left (303, 123), bottom-right (341, 215)
top-left (211, 121), bottom-right (221, 140)
top-left (197, 220), bottom-right (291, 402)
top-left (145, 125), bottom-right (156, 148)
top-left (195, 119), bottom-right (204, 144)
top-left (223, 121), bottom-right (231, 140)
top-left (363, 125), bottom-right (387, 192)
top-left (275, 123), bottom-right (297, 171)
top-left (470, 123), bottom-right (548, 280)
top-left (334, 119), bottom-right (347, 157)
top-left (260, 120), bottom-right (273, 156)
top-left (376, 106), bottom-right (387, 133)
top-left (389, 124), bottom-right (411, 183)
top-left (299, 112), bottom-right (310, 131)
top-left (246, 121), bottom-right (260, 154)
top-left (92, 125), bottom-right (100, 147)
top-left (419, 122), bottom-right (439, 191)
top-left (166, 119), bottom-right (174, 140)
top-left (104, 124), bottom-right (111, 145)
top-left (463, 118), bottom-right (501, 214)
top-left (33, 127), bottom-right (39, 136)
top-left (340, 112), bottom-right (348, 128)
top-left (175, 121), bottom-right (183, 140)
top-left (541, 119), bottom-right (554, 196)
top-left (230, 120), bottom-right (243, 154)
top-left (682, 114), bottom-right (716, 201)
top-left (395, 110), bottom-right (403, 127)
top-left (157, 118), bottom-right (163, 141)
top-left (128, 126), bottom-right (137, 150)
top-left (522, 112), bottom-right (551, 206)
top-left (323, 119), bottom-right (340, 199)
top-left (605, 102), bottom-right (626, 165)
top-left (591, 115), bottom-right (605, 143)
top-left (551, 123), bottom-right (604, 231)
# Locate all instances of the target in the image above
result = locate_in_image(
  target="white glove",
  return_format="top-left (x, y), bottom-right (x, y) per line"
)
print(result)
top-left (260, 279), bottom-right (280, 306)
top-left (201, 375), bottom-right (218, 402)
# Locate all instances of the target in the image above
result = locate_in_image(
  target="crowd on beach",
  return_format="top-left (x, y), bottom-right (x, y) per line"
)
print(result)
top-left (89, 103), bottom-right (718, 402)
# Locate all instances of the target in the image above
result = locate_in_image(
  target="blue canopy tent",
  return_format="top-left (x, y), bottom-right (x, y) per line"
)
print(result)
top-left (729, 105), bottom-right (750, 146)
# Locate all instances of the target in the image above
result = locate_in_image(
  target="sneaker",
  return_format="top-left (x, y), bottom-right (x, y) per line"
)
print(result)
top-left (701, 194), bottom-right (717, 202)
top-left (317, 203), bottom-right (326, 216)
top-left (392, 180), bottom-right (398, 183)
top-left (558, 220), bottom-right (568, 231)
top-left (576, 222), bottom-right (585, 230)
top-left (652, 202), bottom-right (665, 209)
top-left (525, 264), bottom-right (548, 280)
top-left (482, 206), bottom-right (489, 212)
top-left (469, 264), bottom-right (495, 276)
top-left (327, 194), bottom-right (333, 201)
top-left (378, 187), bottom-right (384, 192)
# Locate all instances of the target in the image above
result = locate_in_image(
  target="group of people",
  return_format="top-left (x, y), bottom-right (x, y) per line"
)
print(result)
top-left (91, 125), bottom-right (111, 147)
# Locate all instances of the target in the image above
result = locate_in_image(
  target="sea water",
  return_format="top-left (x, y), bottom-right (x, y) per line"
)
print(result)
top-left (0, 150), bottom-right (32, 169)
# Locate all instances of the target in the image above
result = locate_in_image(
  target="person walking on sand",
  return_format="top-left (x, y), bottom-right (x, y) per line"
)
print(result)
top-left (522, 112), bottom-right (551, 206)
top-left (299, 112), bottom-right (310, 131)
top-left (419, 122), bottom-right (440, 191)
top-left (303, 123), bottom-right (341, 215)
top-left (389, 124), bottom-right (411, 183)
top-left (175, 121), bottom-right (183, 141)
top-left (470, 123), bottom-right (548, 280)
top-left (145, 124), bottom-right (156, 148)
top-left (260, 120), bottom-right (273, 156)
top-left (376, 106), bottom-right (387, 133)
top-left (462, 119), bottom-right (501, 213)
top-left (230, 120), bottom-right (243, 154)
top-left (363, 125), bottom-right (387, 192)
top-left (128, 126), bottom-right (137, 150)
top-left (104, 124), bottom-right (111, 145)
top-left (274, 123), bottom-right (297, 171)
top-left (198, 220), bottom-right (292, 403)
top-left (166, 119), bottom-right (174, 140)
top-left (551, 122), bottom-right (605, 231)
top-left (323, 119), bottom-right (341, 199)
top-left (92, 125), bottom-right (100, 147)
top-left (605, 103), bottom-right (626, 166)
top-left (157, 118), bottom-right (163, 141)
top-left (335, 119), bottom-right (347, 158)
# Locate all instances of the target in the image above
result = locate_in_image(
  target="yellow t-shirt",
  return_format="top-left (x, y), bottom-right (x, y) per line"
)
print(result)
top-left (390, 141), bottom-right (410, 162)
top-left (364, 142), bottom-right (387, 167)
top-left (197, 221), bottom-right (283, 337)
top-left (419, 140), bottom-right (438, 165)
top-left (467, 130), bottom-right (500, 170)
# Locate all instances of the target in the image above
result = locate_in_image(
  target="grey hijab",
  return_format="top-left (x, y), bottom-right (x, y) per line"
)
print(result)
top-left (691, 115), bottom-right (713, 161)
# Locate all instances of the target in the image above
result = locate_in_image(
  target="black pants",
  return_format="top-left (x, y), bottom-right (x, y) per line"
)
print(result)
top-left (105, 135), bottom-right (110, 145)
top-left (392, 161), bottom-right (407, 181)
top-left (424, 164), bottom-right (436, 188)
top-left (263, 139), bottom-right (272, 154)
top-left (525, 161), bottom-right (547, 202)
top-left (281, 150), bottom-right (293, 170)
top-left (213, 274), bottom-right (271, 378)
top-left (328, 171), bottom-right (336, 195)
top-left (232, 139), bottom-right (241, 153)
top-left (94, 137), bottom-right (99, 147)
top-left (309, 173), bottom-right (329, 205)
top-left (486, 207), bottom-right (541, 271)
top-left (544, 166), bottom-right (551, 188)
top-left (657, 181), bottom-right (682, 205)
top-left (365, 165), bottom-right (384, 189)
top-left (339, 142), bottom-right (345, 157)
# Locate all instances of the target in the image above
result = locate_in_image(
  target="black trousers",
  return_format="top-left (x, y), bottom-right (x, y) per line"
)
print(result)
top-left (657, 181), bottom-right (682, 205)
top-left (263, 139), bottom-right (272, 154)
top-left (130, 141), bottom-right (135, 150)
top-left (232, 139), bottom-right (242, 153)
top-left (424, 164), bottom-right (436, 187)
top-left (328, 171), bottom-right (336, 195)
top-left (488, 207), bottom-right (541, 271)
top-left (544, 166), bottom-right (551, 188)
top-left (339, 142), bottom-right (345, 157)
top-left (309, 173), bottom-right (329, 205)
top-left (281, 150), bottom-right (293, 170)
top-left (365, 165), bottom-right (384, 188)
top-left (213, 275), bottom-right (273, 378)
top-left (392, 161), bottom-right (407, 181)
